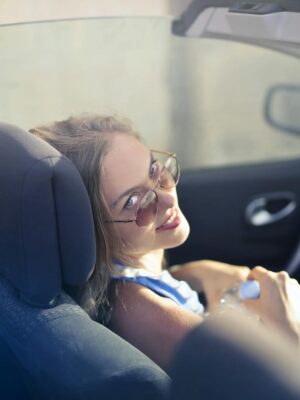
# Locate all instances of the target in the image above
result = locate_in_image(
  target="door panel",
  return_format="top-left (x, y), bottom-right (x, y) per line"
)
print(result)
top-left (167, 158), bottom-right (300, 278)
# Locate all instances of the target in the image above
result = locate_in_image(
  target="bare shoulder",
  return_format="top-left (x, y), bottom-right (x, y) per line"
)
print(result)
top-left (109, 280), bottom-right (202, 370)
top-left (111, 279), bottom-right (176, 311)
top-left (110, 280), bottom-right (201, 324)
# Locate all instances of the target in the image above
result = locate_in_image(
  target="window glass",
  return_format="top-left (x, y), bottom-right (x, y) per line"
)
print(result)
top-left (1, 18), bottom-right (300, 169)
top-left (171, 36), bottom-right (300, 169)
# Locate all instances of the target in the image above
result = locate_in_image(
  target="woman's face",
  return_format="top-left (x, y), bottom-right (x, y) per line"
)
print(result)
top-left (102, 133), bottom-right (190, 259)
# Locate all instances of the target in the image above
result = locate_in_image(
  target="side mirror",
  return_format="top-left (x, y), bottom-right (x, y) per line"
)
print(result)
top-left (264, 84), bottom-right (300, 137)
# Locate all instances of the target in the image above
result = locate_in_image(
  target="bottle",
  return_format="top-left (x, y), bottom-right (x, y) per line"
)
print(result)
top-left (219, 280), bottom-right (260, 310)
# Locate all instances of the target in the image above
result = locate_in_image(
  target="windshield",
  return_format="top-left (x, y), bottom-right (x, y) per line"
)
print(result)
top-left (2, 17), bottom-right (300, 169)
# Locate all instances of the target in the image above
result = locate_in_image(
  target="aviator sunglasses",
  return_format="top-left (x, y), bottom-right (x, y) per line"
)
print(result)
top-left (106, 150), bottom-right (180, 227)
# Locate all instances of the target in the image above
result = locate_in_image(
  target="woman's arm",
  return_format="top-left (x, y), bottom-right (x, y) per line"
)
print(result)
top-left (169, 260), bottom-right (250, 311)
top-left (109, 281), bottom-right (202, 371)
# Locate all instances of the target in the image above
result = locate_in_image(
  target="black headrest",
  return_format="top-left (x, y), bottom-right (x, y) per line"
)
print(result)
top-left (0, 122), bottom-right (96, 307)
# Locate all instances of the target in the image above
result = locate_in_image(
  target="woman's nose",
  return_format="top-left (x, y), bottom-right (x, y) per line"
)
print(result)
top-left (157, 188), bottom-right (176, 210)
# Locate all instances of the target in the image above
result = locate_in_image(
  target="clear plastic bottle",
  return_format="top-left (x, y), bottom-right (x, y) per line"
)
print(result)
top-left (219, 280), bottom-right (260, 310)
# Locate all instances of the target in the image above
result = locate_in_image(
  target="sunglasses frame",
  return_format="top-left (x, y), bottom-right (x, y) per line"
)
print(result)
top-left (106, 150), bottom-right (179, 227)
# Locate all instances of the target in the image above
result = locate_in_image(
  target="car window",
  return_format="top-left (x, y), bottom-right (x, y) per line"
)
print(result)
top-left (1, 17), bottom-right (300, 170)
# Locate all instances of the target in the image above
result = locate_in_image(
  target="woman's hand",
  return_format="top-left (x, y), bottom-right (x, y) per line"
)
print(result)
top-left (169, 259), bottom-right (249, 311)
top-left (243, 266), bottom-right (300, 345)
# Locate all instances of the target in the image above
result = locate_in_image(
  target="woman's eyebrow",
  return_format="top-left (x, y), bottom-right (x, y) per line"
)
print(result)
top-left (112, 152), bottom-right (154, 208)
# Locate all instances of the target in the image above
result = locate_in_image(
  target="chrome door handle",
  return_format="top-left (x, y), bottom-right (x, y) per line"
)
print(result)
top-left (245, 192), bottom-right (297, 227)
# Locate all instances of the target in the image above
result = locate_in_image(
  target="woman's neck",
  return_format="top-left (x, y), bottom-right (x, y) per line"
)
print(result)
top-left (131, 249), bottom-right (164, 273)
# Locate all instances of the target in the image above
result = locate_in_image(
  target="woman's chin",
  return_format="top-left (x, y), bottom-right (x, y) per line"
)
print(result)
top-left (164, 213), bottom-right (190, 249)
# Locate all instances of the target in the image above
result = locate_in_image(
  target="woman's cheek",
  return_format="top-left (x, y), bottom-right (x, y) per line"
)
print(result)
top-left (117, 224), bottom-right (146, 247)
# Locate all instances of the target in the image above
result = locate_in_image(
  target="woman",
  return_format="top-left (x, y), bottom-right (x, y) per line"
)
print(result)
top-left (30, 114), bottom-right (300, 370)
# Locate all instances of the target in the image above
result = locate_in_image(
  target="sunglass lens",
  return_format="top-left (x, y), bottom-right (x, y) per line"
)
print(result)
top-left (136, 191), bottom-right (158, 226)
top-left (160, 157), bottom-right (179, 189)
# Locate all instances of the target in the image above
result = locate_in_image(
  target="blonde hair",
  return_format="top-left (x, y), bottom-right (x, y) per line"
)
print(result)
top-left (29, 114), bottom-right (139, 322)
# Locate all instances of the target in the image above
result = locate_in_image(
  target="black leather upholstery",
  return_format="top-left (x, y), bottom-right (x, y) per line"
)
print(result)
top-left (0, 122), bottom-right (170, 399)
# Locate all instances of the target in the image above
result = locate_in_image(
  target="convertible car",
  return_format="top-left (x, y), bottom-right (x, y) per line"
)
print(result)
top-left (2, 0), bottom-right (300, 398)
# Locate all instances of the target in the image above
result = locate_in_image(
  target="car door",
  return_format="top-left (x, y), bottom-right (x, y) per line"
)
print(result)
top-left (167, 0), bottom-right (300, 280)
top-left (168, 159), bottom-right (300, 277)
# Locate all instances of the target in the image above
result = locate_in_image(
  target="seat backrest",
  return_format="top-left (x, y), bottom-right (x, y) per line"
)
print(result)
top-left (0, 122), bottom-right (170, 400)
top-left (170, 313), bottom-right (300, 400)
top-left (0, 122), bottom-right (96, 307)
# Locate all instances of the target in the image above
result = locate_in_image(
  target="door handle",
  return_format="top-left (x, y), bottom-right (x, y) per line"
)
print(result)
top-left (245, 192), bottom-right (297, 226)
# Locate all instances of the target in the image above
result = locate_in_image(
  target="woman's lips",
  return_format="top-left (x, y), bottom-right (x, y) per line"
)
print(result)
top-left (156, 209), bottom-right (180, 232)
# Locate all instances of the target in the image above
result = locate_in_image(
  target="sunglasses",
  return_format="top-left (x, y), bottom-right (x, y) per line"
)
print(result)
top-left (106, 150), bottom-right (180, 227)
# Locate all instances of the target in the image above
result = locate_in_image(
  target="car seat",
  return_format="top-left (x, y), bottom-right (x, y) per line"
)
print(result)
top-left (0, 122), bottom-right (170, 400)
top-left (170, 312), bottom-right (300, 400)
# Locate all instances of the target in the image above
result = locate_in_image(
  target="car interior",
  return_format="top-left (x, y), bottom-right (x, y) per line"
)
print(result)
top-left (2, 0), bottom-right (300, 398)
top-left (3, 121), bottom-right (300, 400)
